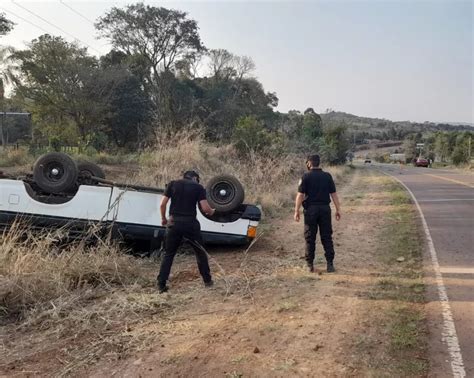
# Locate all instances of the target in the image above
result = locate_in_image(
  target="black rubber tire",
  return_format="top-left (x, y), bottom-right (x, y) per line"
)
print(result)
top-left (77, 160), bottom-right (105, 184)
top-left (205, 175), bottom-right (245, 213)
top-left (33, 152), bottom-right (78, 194)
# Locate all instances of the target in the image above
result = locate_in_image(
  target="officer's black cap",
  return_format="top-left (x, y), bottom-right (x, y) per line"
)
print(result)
top-left (183, 170), bottom-right (200, 182)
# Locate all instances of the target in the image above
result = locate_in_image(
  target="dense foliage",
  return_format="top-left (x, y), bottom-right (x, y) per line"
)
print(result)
top-left (0, 13), bottom-right (14, 37)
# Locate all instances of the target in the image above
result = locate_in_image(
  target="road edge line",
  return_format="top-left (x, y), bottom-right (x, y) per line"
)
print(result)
top-left (381, 170), bottom-right (466, 378)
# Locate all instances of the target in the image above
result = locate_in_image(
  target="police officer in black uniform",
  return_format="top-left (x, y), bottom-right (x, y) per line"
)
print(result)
top-left (294, 155), bottom-right (341, 273)
top-left (157, 170), bottom-right (216, 293)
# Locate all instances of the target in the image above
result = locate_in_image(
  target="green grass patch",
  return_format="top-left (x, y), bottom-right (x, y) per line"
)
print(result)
top-left (389, 305), bottom-right (429, 375)
top-left (389, 305), bottom-right (425, 350)
top-left (380, 183), bottom-right (423, 276)
top-left (358, 172), bottom-right (428, 376)
top-left (368, 278), bottom-right (425, 303)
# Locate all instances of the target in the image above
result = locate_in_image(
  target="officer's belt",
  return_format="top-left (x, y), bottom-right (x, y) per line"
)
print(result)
top-left (170, 215), bottom-right (196, 222)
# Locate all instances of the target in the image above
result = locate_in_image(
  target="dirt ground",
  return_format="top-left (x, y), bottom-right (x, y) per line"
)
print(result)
top-left (0, 167), bottom-right (428, 377)
top-left (88, 168), bottom-right (424, 377)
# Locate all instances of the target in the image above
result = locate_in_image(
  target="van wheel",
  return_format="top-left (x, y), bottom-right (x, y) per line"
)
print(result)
top-left (206, 175), bottom-right (245, 213)
top-left (33, 152), bottom-right (78, 193)
top-left (77, 161), bottom-right (105, 184)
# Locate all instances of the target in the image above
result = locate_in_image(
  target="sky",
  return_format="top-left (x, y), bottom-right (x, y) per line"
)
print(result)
top-left (0, 0), bottom-right (473, 124)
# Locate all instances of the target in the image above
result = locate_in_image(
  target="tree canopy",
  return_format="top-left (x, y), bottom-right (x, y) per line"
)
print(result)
top-left (96, 4), bottom-right (205, 78)
top-left (0, 13), bottom-right (14, 37)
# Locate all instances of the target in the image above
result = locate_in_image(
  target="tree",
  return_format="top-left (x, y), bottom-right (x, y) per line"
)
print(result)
top-left (403, 137), bottom-right (417, 162)
top-left (96, 3), bottom-right (205, 81)
top-left (208, 49), bottom-right (235, 80)
top-left (0, 13), bottom-right (14, 37)
top-left (207, 49), bottom-right (255, 82)
top-left (199, 77), bottom-right (278, 140)
top-left (451, 132), bottom-right (472, 165)
top-left (302, 108), bottom-right (323, 140)
top-left (232, 115), bottom-right (282, 156)
top-left (0, 48), bottom-right (10, 101)
top-left (434, 132), bottom-right (450, 162)
top-left (12, 35), bottom-right (122, 145)
top-left (320, 122), bottom-right (350, 164)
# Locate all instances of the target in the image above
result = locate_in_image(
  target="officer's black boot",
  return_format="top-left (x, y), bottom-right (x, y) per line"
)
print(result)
top-left (157, 281), bottom-right (169, 293)
top-left (326, 261), bottom-right (335, 273)
top-left (307, 264), bottom-right (315, 273)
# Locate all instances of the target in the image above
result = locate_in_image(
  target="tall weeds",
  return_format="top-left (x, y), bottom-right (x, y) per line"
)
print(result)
top-left (137, 129), bottom-right (305, 214)
top-left (0, 147), bottom-right (33, 167)
top-left (0, 224), bottom-right (147, 321)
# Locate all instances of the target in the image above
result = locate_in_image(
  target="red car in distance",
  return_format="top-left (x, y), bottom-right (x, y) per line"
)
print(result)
top-left (414, 158), bottom-right (430, 167)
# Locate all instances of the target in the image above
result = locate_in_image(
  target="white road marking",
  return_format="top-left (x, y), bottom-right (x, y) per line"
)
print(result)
top-left (418, 199), bottom-right (474, 203)
top-left (382, 170), bottom-right (466, 378)
top-left (440, 267), bottom-right (474, 275)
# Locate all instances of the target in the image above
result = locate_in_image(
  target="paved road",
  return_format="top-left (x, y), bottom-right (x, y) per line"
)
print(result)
top-left (377, 164), bottom-right (473, 377)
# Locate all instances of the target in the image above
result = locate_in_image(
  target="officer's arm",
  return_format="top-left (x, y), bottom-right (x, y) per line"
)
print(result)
top-left (199, 199), bottom-right (215, 216)
top-left (330, 192), bottom-right (341, 221)
top-left (160, 196), bottom-right (169, 225)
top-left (294, 192), bottom-right (305, 222)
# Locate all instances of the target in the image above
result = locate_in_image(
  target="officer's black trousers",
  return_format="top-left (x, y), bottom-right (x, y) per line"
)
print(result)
top-left (158, 220), bottom-right (212, 287)
top-left (303, 204), bottom-right (335, 266)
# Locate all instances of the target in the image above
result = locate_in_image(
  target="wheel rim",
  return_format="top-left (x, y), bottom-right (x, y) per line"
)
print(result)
top-left (211, 181), bottom-right (236, 205)
top-left (43, 162), bottom-right (65, 183)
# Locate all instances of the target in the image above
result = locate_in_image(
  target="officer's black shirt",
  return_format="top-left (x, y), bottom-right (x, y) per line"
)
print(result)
top-left (164, 179), bottom-right (207, 217)
top-left (297, 168), bottom-right (336, 207)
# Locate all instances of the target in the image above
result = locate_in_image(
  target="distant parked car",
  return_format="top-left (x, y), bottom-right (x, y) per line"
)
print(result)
top-left (414, 158), bottom-right (429, 167)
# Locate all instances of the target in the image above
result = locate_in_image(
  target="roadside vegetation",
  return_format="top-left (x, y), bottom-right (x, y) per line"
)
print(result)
top-left (356, 174), bottom-right (428, 376)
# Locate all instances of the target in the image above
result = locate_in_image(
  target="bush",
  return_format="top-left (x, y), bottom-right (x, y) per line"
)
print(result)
top-left (232, 116), bottom-right (284, 156)
top-left (320, 122), bottom-right (350, 165)
top-left (452, 145), bottom-right (469, 166)
top-left (0, 224), bottom-right (146, 321)
top-left (137, 128), bottom-right (350, 215)
top-left (137, 128), bottom-right (297, 214)
top-left (374, 153), bottom-right (390, 163)
top-left (0, 147), bottom-right (33, 167)
top-left (49, 136), bottom-right (62, 152)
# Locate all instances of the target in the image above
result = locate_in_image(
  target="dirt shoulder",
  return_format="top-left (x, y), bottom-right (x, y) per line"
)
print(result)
top-left (0, 167), bottom-right (429, 377)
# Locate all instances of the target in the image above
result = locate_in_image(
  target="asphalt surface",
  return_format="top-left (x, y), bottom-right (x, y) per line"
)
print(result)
top-left (377, 163), bottom-right (473, 377)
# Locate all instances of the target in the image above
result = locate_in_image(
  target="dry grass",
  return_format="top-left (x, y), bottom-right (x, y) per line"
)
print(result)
top-left (0, 147), bottom-right (33, 167)
top-left (0, 224), bottom-right (166, 374)
top-left (0, 223), bottom-right (151, 322)
top-left (137, 129), bottom-right (348, 216)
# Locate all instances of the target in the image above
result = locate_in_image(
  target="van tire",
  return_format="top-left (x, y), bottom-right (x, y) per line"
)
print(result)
top-left (77, 160), bottom-right (105, 184)
top-left (206, 175), bottom-right (245, 213)
top-left (33, 152), bottom-right (78, 193)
